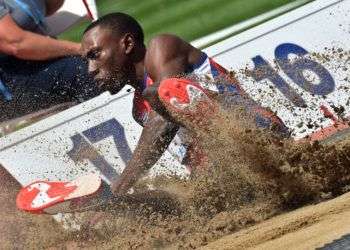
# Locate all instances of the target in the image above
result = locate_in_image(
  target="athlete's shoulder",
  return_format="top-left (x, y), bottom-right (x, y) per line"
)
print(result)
top-left (145, 34), bottom-right (202, 81)
top-left (148, 34), bottom-right (187, 49)
top-left (146, 34), bottom-right (191, 62)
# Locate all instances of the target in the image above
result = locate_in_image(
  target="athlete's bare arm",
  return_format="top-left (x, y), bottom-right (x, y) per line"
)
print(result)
top-left (111, 34), bottom-right (202, 195)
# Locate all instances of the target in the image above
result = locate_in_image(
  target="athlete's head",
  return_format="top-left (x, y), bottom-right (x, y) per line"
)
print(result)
top-left (82, 12), bottom-right (145, 93)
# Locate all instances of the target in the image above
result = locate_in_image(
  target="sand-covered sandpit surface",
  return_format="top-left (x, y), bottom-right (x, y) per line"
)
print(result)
top-left (204, 191), bottom-right (350, 250)
top-left (2, 120), bottom-right (350, 249)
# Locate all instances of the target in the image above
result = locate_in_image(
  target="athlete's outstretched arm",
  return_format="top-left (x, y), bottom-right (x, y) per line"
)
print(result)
top-left (112, 111), bottom-right (179, 195)
top-left (111, 34), bottom-right (202, 195)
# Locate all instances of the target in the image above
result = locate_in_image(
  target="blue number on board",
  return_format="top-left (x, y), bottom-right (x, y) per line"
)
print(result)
top-left (275, 43), bottom-right (335, 96)
top-left (67, 133), bottom-right (118, 182)
top-left (250, 55), bottom-right (306, 107)
top-left (67, 119), bottom-right (132, 182)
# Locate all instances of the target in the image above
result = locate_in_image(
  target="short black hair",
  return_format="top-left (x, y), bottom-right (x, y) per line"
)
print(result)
top-left (84, 12), bottom-right (144, 44)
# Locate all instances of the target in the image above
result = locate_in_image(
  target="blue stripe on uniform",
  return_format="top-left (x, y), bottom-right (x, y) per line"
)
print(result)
top-left (209, 62), bottom-right (219, 78)
top-left (191, 52), bottom-right (208, 71)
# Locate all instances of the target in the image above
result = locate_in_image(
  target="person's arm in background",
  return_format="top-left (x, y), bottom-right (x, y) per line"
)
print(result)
top-left (111, 34), bottom-right (202, 195)
top-left (0, 14), bottom-right (81, 60)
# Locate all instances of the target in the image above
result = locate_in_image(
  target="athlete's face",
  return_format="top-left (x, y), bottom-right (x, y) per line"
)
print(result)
top-left (82, 26), bottom-right (130, 94)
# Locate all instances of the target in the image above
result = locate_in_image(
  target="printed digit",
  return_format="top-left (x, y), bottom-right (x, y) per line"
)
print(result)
top-left (275, 43), bottom-right (335, 95)
top-left (250, 55), bottom-right (306, 107)
top-left (67, 133), bottom-right (118, 182)
top-left (82, 119), bottom-right (133, 164)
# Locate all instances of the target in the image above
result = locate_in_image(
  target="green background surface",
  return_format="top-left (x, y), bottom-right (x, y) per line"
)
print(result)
top-left (61, 0), bottom-right (305, 43)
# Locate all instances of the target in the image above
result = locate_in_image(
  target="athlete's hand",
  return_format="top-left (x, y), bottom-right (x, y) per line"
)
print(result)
top-left (111, 172), bottom-right (137, 196)
top-left (111, 178), bottom-right (125, 196)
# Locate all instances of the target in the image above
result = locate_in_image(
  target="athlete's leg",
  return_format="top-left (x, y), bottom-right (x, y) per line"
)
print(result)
top-left (156, 77), bottom-right (290, 174)
top-left (157, 78), bottom-right (221, 139)
top-left (157, 77), bottom-right (289, 140)
top-left (219, 91), bottom-right (290, 137)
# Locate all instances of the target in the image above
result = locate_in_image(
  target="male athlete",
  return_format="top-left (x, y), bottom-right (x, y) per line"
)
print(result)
top-left (81, 13), bottom-right (289, 196)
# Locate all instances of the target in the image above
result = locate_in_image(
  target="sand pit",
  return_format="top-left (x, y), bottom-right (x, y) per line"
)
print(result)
top-left (3, 183), bottom-right (350, 249)
top-left (2, 127), bottom-right (350, 249)
top-left (203, 191), bottom-right (350, 250)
